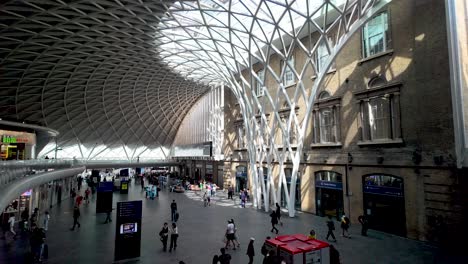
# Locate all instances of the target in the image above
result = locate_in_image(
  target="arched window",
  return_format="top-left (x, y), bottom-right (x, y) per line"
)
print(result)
top-left (318, 91), bottom-right (331, 100)
top-left (368, 76), bottom-right (387, 88)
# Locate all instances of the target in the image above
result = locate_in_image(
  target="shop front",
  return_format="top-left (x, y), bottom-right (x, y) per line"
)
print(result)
top-left (0, 129), bottom-right (36, 160)
top-left (363, 174), bottom-right (406, 237)
top-left (315, 171), bottom-right (344, 219)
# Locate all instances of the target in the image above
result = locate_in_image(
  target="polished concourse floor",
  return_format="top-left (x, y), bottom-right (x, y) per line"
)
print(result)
top-left (0, 181), bottom-right (459, 264)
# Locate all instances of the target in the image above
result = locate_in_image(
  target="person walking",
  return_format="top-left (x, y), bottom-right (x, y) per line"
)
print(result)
top-left (246, 237), bottom-right (255, 264)
top-left (30, 224), bottom-right (46, 262)
top-left (240, 191), bottom-right (246, 208)
top-left (340, 214), bottom-right (350, 238)
top-left (85, 188), bottom-right (91, 204)
top-left (326, 216), bottom-right (337, 242)
top-left (230, 219), bottom-right (241, 248)
top-left (7, 214), bottom-right (16, 239)
top-left (203, 192), bottom-right (210, 207)
top-left (43, 211), bottom-right (50, 232)
top-left (275, 203), bottom-right (283, 226)
top-left (227, 186), bottom-right (233, 200)
top-left (219, 248), bottom-right (231, 264)
top-left (170, 200), bottom-right (177, 222)
top-left (358, 214), bottom-right (369, 236)
top-left (159, 222), bottom-right (169, 251)
top-left (224, 219), bottom-right (236, 250)
top-left (104, 208), bottom-right (112, 223)
top-left (20, 207), bottom-right (29, 231)
top-left (270, 211), bottom-right (279, 234)
top-left (168, 222), bottom-right (178, 252)
top-left (261, 236), bottom-right (271, 262)
top-left (70, 206), bottom-right (81, 230)
top-left (212, 255), bottom-right (220, 264)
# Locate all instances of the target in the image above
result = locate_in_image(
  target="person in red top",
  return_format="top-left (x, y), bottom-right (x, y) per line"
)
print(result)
top-left (75, 194), bottom-right (83, 207)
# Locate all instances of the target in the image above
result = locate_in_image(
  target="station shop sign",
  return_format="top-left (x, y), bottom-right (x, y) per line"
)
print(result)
top-left (363, 185), bottom-right (403, 197)
top-left (2, 135), bottom-right (29, 143)
top-left (0, 130), bottom-right (36, 145)
top-left (316, 180), bottom-right (343, 190)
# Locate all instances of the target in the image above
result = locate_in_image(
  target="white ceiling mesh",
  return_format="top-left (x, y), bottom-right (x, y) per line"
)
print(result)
top-left (0, 0), bottom-right (210, 157)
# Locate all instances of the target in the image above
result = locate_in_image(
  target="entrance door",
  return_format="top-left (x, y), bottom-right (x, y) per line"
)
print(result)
top-left (280, 169), bottom-right (301, 210)
top-left (235, 166), bottom-right (247, 193)
top-left (315, 171), bottom-right (344, 220)
top-left (363, 174), bottom-right (406, 237)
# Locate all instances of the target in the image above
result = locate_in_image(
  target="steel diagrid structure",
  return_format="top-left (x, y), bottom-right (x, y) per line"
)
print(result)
top-left (0, 0), bottom-right (209, 160)
top-left (158, 0), bottom-right (392, 216)
top-left (0, 0), bottom-right (391, 215)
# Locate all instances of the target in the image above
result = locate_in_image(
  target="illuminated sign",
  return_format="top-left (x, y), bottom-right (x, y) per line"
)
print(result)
top-left (2, 135), bottom-right (29, 144)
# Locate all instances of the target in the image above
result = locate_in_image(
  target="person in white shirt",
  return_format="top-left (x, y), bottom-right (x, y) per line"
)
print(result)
top-left (43, 211), bottom-right (50, 231)
top-left (8, 214), bottom-right (16, 238)
top-left (169, 222), bottom-right (178, 252)
top-left (225, 219), bottom-right (237, 250)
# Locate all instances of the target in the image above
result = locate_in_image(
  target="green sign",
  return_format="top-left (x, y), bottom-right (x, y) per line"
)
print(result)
top-left (2, 136), bottom-right (17, 143)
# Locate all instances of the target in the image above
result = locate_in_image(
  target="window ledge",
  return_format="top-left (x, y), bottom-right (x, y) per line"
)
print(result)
top-left (358, 49), bottom-right (394, 65)
top-left (311, 142), bottom-right (343, 148)
top-left (357, 138), bottom-right (403, 146)
top-left (284, 82), bottom-right (296, 89)
top-left (311, 69), bottom-right (337, 80)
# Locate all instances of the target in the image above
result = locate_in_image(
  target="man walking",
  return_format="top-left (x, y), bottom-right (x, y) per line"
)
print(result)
top-left (358, 214), bottom-right (369, 236)
top-left (7, 214), bottom-right (16, 239)
top-left (70, 206), bottom-right (81, 230)
top-left (227, 186), bottom-right (233, 200)
top-left (104, 208), bottom-right (112, 223)
top-left (219, 248), bottom-right (231, 264)
top-left (326, 216), bottom-right (337, 242)
top-left (270, 211), bottom-right (279, 234)
top-left (169, 222), bottom-right (178, 252)
top-left (170, 200), bottom-right (177, 222)
top-left (159, 222), bottom-right (169, 251)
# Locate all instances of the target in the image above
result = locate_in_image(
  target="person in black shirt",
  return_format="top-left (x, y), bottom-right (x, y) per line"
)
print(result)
top-left (170, 200), bottom-right (177, 222)
top-left (358, 215), bottom-right (369, 236)
top-left (159, 223), bottom-right (169, 251)
top-left (326, 216), bottom-right (337, 242)
top-left (30, 224), bottom-right (45, 261)
top-left (218, 248), bottom-right (231, 264)
top-left (70, 206), bottom-right (81, 230)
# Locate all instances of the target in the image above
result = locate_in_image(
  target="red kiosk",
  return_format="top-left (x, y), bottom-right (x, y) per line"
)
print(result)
top-left (264, 234), bottom-right (330, 264)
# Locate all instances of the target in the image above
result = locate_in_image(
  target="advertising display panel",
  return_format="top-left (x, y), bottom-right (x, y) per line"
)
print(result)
top-left (115, 200), bottom-right (142, 261)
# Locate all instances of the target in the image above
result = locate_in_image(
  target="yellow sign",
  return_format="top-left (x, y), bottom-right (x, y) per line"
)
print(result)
top-left (121, 183), bottom-right (128, 190)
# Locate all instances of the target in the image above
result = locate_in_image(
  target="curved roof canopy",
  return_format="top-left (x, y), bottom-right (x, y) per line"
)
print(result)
top-left (0, 0), bottom-right (353, 159)
top-left (0, 0), bottom-right (211, 158)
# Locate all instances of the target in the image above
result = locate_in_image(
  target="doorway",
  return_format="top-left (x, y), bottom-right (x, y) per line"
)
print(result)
top-left (363, 174), bottom-right (406, 237)
top-left (315, 171), bottom-right (344, 220)
top-left (235, 166), bottom-right (247, 193)
top-left (280, 169), bottom-right (301, 210)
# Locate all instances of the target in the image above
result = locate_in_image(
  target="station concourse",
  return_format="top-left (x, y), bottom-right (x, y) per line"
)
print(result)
top-left (1, 0), bottom-right (468, 263)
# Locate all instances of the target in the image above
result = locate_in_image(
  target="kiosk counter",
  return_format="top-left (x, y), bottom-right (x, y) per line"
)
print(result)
top-left (265, 234), bottom-right (330, 264)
